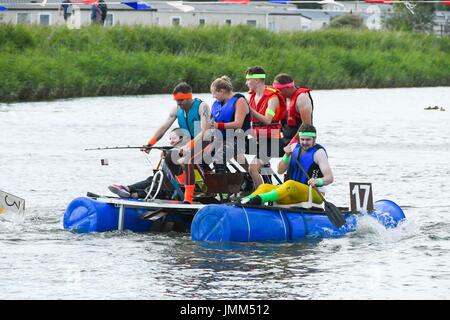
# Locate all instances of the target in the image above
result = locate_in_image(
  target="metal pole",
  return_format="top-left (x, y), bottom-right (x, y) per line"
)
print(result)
top-left (118, 204), bottom-right (125, 231)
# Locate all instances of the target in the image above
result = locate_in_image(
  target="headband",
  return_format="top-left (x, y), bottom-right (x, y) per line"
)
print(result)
top-left (173, 93), bottom-right (193, 100)
top-left (245, 74), bottom-right (266, 79)
top-left (299, 132), bottom-right (316, 137)
top-left (272, 82), bottom-right (295, 89)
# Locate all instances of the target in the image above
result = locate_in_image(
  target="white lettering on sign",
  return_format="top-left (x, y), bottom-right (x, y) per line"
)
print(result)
top-left (349, 182), bottom-right (374, 212)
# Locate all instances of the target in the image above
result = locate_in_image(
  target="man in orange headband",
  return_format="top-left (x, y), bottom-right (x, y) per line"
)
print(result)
top-left (144, 82), bottom-right (211, 204)
top-left (272, 73), bottom-right (313, 148)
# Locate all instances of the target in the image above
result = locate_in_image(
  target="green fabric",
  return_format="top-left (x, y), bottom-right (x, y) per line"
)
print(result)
top-left (299, 131), bottom-right (316, 137)
top-left (282, 154), bottom-right (291, 163)
top-left (316, 178), bottom-right (324, 187)
top-left (260, 189), bottom-right (279, 203)
top-left (245, 74), bottom-right (266, 79)
top-left (265, 108), bottom-right (275, 116)
top-left (242, 194), bottom-right (255, 201)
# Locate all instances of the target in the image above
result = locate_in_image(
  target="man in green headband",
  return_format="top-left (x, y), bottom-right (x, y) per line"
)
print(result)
top-left (241, 124), bottom-right (334, 206)
top-left (245, 66), bottom-right (286, 190)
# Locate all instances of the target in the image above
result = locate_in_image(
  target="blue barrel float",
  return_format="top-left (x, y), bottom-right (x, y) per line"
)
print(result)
top-left (63, 197), bottom-right (152, 233)
top-left (190, 199), bottom-right (406, 242)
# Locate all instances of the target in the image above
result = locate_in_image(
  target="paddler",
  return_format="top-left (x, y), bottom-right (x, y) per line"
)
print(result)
top-left (240, 124), bottom-right (334, 206)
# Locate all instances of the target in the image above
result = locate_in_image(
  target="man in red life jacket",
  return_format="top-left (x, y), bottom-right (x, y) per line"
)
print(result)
top-left (272, 73), bottom-right (313, 148)
top-left (245, 66), bottom-right (286, 189)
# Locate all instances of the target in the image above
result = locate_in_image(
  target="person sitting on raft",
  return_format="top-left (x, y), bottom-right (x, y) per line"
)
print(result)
top-left (207, 75), bottom-right (250, 172)
top-left (108, 128), bottom-right (185, 199)
top-left (240, 124), bottom-right (333, 206)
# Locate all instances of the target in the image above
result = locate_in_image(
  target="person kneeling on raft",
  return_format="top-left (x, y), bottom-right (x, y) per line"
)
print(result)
top-left (241, 124), bottom-right (333, 206)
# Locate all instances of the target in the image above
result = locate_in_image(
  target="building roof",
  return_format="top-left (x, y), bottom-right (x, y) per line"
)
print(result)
top-left (297, 9), bottom-right (343, 21)
top-left (322, 1), bottom-right (393, 13)
top-left (1, 0), bottom-right (306, 15)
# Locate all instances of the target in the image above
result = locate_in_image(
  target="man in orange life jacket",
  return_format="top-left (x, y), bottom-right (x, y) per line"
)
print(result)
top-left (245, 66), bottom-right (286, 189)
top-left (272, 73), bottom-right (313, 148)
top-left (144, 82), bottom-right (211, 204)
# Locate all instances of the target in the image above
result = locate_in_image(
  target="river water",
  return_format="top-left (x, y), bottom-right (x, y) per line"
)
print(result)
top-left (0, 87), bottom-right (449, 300)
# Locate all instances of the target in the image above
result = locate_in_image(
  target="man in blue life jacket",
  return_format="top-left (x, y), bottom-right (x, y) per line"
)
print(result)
top-left (143, 82), bottom-right (211, 204)
top-left (240, 123), bottom-right (334, 206)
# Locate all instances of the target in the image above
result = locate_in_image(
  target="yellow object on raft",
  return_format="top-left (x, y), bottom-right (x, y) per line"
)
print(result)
top-left (251, 180), bottom-right (323, 205)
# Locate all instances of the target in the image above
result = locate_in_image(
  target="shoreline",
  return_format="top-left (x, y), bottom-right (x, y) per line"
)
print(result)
top-left (1, 25), bottom-right (449, 103)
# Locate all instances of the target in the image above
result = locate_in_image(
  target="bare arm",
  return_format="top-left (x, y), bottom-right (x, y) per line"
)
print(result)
top-left (296, 93), bottom-right (312, 126)
top-left (250, 96), bottom-right (278, 125)
top-left (190, 102), bottom-right (211, 145)
top-left (200, 102), bottom-right (211, 132)
top-left (288, 93), bottom-right (313, 144)
top-left (309, 149), bottom-right (334, 187)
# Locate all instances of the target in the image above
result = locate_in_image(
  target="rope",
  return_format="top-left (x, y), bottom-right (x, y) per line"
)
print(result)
top-left (241, 206), bottom-right (251, 242)
top-left (278, 210), bottom-right (287, 241)
top-left (142, 152), bottom-right (163, 201)
top-left (144, 170), bottom-right (163, 201)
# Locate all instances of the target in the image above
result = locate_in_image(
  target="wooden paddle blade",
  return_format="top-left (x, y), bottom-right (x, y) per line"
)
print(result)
top-left (324, 201), bottom-right (346, 228)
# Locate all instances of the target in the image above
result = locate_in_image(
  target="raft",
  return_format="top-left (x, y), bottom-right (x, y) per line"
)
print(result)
top-left (63, 196), bottom-right (406, 241)
top-left (190, 199), bottom-right (406, 242)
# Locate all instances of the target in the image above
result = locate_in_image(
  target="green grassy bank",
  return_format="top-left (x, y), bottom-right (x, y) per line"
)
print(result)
top-left (1, 24), bottom-right (449, 102)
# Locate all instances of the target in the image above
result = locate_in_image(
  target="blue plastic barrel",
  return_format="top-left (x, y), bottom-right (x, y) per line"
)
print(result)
top-left (63, 197), bottom-right (152, 233)
top-left (372, 199), bottom-right (406, 228)
top-left (191, 199), bottom-right (406, 242)
top-left (191, 204), bottom-right (353, 241)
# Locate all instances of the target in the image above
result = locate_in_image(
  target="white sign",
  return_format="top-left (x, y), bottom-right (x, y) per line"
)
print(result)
top-left (0, 190), bottom-right (25, 216)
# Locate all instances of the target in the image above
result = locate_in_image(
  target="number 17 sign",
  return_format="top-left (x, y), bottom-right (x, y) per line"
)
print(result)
top-left (349, 182), bottom-right (374, 213)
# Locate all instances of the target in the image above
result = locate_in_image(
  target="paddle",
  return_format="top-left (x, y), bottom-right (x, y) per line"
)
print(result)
top-left (291, 156), bottom-right (346, 228)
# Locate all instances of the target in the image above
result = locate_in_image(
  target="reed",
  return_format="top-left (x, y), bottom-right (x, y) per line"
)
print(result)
top-left (1, 25), bottom-right (449, 102)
